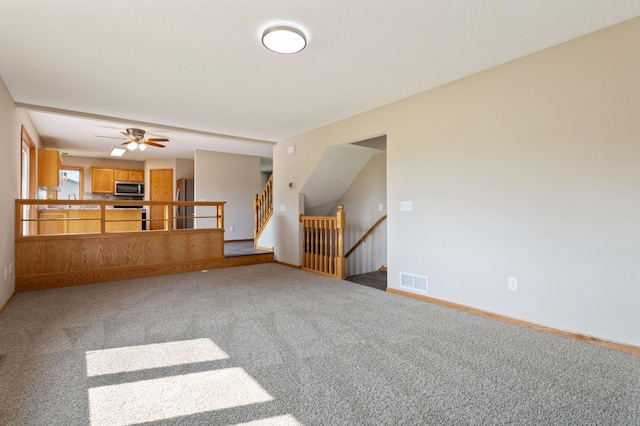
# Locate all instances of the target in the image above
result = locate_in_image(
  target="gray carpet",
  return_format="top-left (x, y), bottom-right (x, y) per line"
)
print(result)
top-left (0, 264), bottom-right (638, 425)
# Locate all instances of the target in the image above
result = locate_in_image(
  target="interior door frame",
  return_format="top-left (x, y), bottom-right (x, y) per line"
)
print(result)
top-left (20, 126), bottom-right (37, 235)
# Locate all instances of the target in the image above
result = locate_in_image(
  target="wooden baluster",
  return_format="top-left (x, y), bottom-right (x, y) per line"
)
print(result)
top-left (331, 218), bottom-right (336, 275)
top-left (321, 220), bottom-right (326, 273)
top-left (305, 221), bottom-right (310, 268)
top-left (324, 221), bottom-right (329, 274)
top-left (254, 194), bottom-right (259, 235)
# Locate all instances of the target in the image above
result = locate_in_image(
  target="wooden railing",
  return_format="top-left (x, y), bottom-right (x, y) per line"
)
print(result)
top-left (345, 214), bottom-right (387, 258)
top-left (300, 205), bottom-right (346, 279)
top-left (15, 199), bottom-right (224, 237)
top-left (254, 174), bottom-right (273, 249)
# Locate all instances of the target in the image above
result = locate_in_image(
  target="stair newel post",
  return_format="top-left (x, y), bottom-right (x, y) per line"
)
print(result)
top-left (336, 204), bottom-right (346, 279)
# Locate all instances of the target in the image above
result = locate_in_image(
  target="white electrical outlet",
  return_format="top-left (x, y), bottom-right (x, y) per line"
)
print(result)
top-left (280, 204), bottom-right (286, 211)
top-left (229, 226), bottom-right (234, 232)
top-left (508, 276), bottom-right (518, 291)
top-left (378, 203), bottom-right (384, 212)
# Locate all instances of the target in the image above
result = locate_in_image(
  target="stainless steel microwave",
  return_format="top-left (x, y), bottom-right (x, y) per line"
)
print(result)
top-left (114, 181), bottom-right (145, 196)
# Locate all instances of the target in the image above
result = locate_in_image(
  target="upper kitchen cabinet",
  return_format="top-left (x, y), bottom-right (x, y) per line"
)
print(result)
top-left (38, 149), bottom-right (62, 189)
top-left (91, 167), bottom-right (144, 193)
top-left (91, 167), bottom-right (114, 193)
top-left (114, 169), bottom-right (144, 182)
top-left (129, 170), bottom-right (144, 182)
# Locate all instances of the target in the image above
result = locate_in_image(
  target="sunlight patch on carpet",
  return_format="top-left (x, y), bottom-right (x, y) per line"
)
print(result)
top-left (88, 367), bottom-right (274, 425)
top-left (85, 338), bottom-right (228, 376)
top-left (231, 414), bottom-right (302, 425)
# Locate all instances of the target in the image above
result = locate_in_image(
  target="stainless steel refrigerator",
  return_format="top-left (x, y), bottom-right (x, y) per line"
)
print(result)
top-left (176, 178), bottom-right (194, 229)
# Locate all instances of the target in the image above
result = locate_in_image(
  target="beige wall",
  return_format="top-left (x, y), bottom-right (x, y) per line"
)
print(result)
top-left (175, 158), bottom-right (194, 181)
top-left (273, 17), bottom-right (640, 346)
top-left (194, 150), bottom-right (261, 240)
top-left (0, 80), bottom-right (43, 306)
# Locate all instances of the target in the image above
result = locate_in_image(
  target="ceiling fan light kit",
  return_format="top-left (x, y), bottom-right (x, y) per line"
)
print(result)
top-left (100, 127), bottom-right (170, 154)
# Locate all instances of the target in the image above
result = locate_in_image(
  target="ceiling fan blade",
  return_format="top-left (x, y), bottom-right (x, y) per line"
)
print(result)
top-left (120, 131), bottom-right (130, 137)
top-left (94, 135), bottom-right (127, 140)
top-left (144, 141), bottom-right (166, 148)
top-left (146, 138), bottom-right (169, 142)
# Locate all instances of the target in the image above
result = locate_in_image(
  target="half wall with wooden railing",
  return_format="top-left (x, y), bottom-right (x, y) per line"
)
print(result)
top-left (254, 174), bottom-right (273, 250)
top-left (299, 205), bottom-right (346, 279)
top-left (15, 199), bottom-right (227, 291)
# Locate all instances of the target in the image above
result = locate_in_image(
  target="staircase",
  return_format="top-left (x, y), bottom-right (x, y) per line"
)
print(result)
top-left (253, 174), bottom-right (273, 250)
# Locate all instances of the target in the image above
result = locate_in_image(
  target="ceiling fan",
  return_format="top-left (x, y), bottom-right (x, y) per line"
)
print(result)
top-left (120, 128), bottom-right (169, 151)
top-left (95, 128), bottom-right (170, 151)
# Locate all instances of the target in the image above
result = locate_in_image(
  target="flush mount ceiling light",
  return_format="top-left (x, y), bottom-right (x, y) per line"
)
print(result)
top-left (109, 147), bottom-right (126, 157)
top-left (262, 26), bottom-right (307, 54)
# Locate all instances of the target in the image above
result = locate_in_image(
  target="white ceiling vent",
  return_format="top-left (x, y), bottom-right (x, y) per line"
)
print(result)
top-left (400, 272), bottom-right (429, 295)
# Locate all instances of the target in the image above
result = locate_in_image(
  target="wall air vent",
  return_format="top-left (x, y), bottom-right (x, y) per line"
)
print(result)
top-left (400, 272), bottom-right (429, 294)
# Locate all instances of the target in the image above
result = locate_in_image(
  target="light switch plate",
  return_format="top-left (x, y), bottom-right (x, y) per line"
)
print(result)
top-left (280, 204), bottom-right (286, 211)
top-left (400, 201), bottom-right (413, 211)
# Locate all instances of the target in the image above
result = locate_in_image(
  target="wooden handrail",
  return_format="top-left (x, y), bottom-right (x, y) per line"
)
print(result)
top-left (345, 214), bottom-right (387, 258)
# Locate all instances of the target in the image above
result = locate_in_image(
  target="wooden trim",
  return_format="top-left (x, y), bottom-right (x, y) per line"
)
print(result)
top-left (345, 214), bottom-right (387, 258)
top-left (226, 238), bottom-right (254, 243)
top-left (274, 260), bottom-right (301, 269)
top-left (387, 287), bottom-right (640, 356)
top-left (0, 291), bottom-right (16, 314)
top-left (255, 245), bottom-right (274, 252)
top-left (20, 126), bottom-right (37, 198)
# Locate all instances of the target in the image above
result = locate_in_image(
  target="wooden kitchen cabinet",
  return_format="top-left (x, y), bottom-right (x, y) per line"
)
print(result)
top-left (91, 168), bottom-right (115, 193)
top-left (42, 209), bottom-right (143, 234)
top-left (114, 169), bottom-right (144, 182)
top-left (38, 211), bottom-right (68, 235)
top-left (92, 168), bottom-right (143, 193)
top-left (67, 210), bottom-right (101, 233)
top-left (38, 149), bottom-right (62, 188)
top-left (113, 169), bottom-right (129, 181)
top-left (128, 170), bottom-right (144, 182)
top-left (105, 210), bottom-right (143, 232)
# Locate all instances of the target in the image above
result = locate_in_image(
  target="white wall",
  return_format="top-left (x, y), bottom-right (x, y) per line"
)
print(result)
top-left (331, 152), bottom-right (387, 276)
top-left (194, 150), bottom-right (261, 240)
top-left (0, 80), bottom-right (42, 307)
top-left (273, 18), bottom-right (640, 346)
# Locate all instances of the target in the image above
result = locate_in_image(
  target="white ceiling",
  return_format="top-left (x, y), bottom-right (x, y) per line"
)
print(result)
top-left (1, 1), bottom-right (639, 161)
